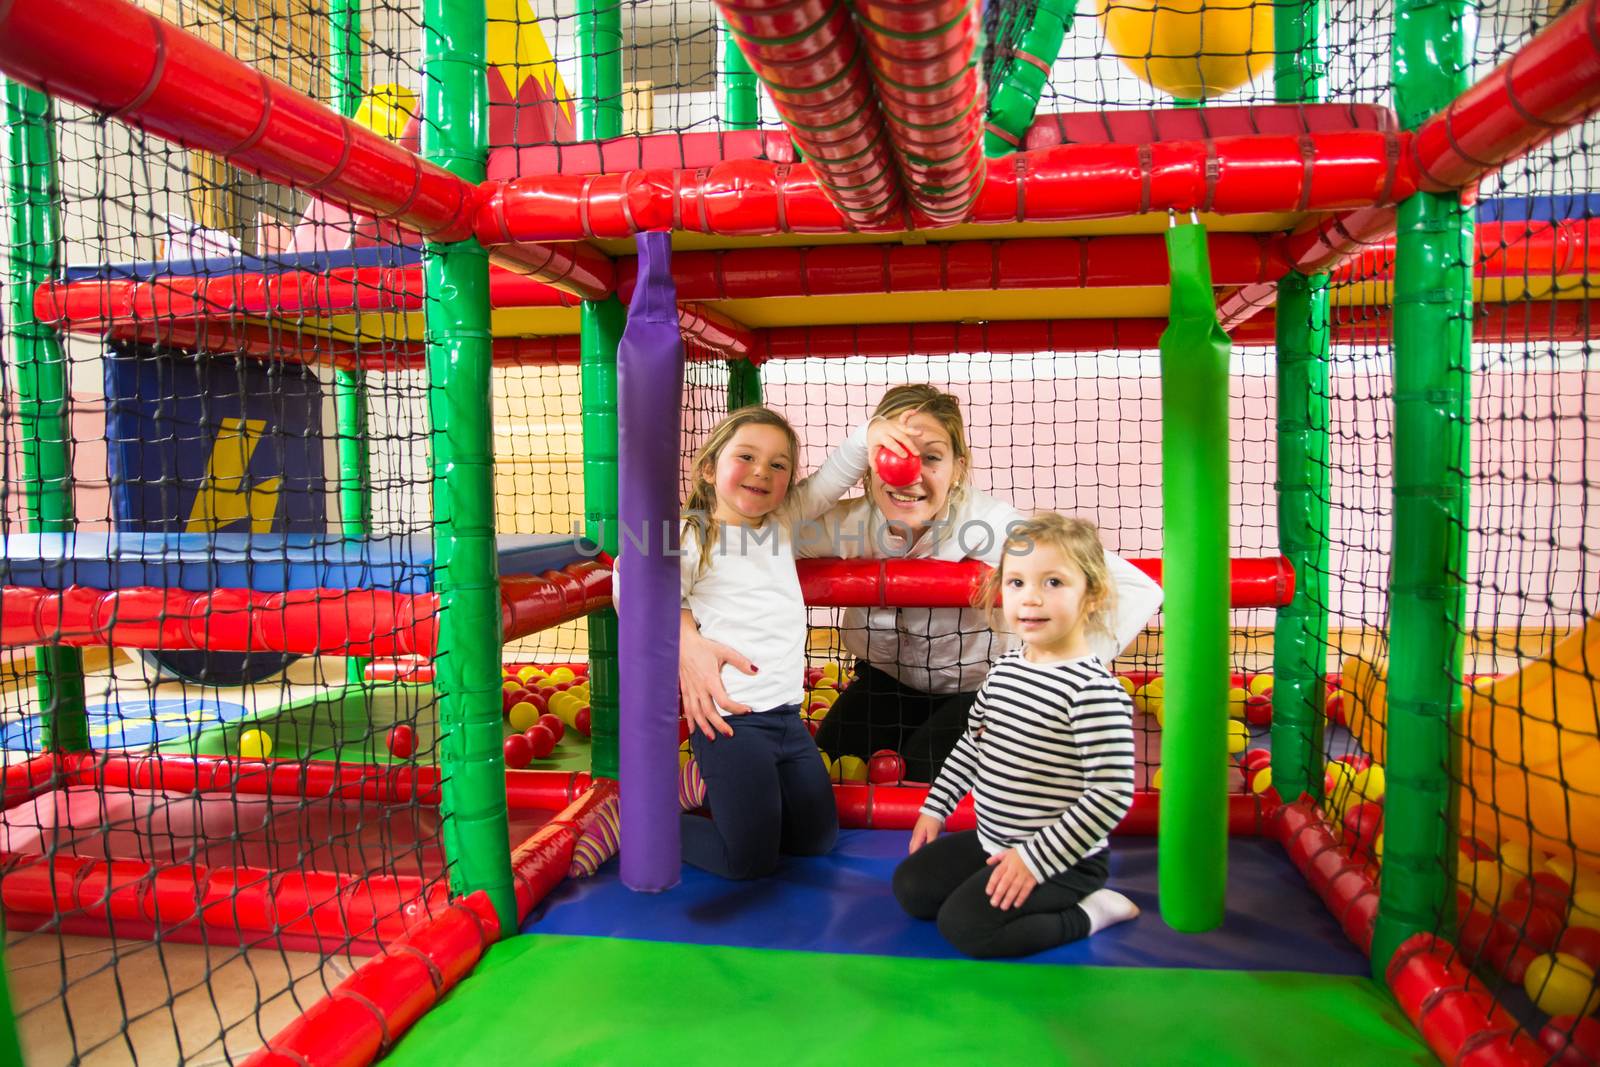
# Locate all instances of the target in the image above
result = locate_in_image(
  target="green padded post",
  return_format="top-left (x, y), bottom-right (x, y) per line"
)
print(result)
top-left (983, 0), bottom-right (1074, 156)
top-left (331, 0), bottom-right (375, 688)
top-left (1269, 0), bottom-right (1331, 805)
top-left (727, 360), bottom-right (762, 410)
top-left (4, 79), bottom-right (89, 752)
top-left (423, 0), bottom-right (516, 930)
top-left (579, 0), bottom-right (624, 780)
top-left (1370, 0), bottom-right (1475, 981)
top-left (1156, 219), bottom-right (1231, 932)
top-left (722, 22), bottom-right (758, 130)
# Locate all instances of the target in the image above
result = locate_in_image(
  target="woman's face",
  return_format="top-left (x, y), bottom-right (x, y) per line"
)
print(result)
top-left (868, 411), bottom-right (966, 537)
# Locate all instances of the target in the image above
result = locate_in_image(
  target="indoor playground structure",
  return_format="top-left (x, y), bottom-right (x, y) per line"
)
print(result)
top-left (0, 0), bottom-right (1596, 1062)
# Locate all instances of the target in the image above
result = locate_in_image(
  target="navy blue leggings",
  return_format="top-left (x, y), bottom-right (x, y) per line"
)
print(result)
top-left (682, 705), bottom-right (838, 880)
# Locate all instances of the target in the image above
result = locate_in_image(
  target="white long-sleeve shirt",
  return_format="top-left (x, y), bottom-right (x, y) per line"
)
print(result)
top-left (679, 423), bottom-right (870, 713)
top-left (920, 651), bottom-right (1136, 882)
top-left (796, 488), bottom-right (1163, 694)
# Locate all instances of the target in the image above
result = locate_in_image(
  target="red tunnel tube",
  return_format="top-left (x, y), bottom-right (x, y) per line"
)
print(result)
top-left (834, 787), bottom-right (1270, 835)
top-left (1270, 798), bottom-right (1379, 954)
top-left (1, 754), bottom-right (57, 810)
top-left (619, 233), bottom-right (1289, 302)
top-left (0, 562), bottom-right (611, 657)
top-left (509, 779), bottom-right (619, 920)
top-left (1386, 934), bottom-right (1547, 1067)
top-left (1329, 217), bottom-right (1600, 285)
top-left (678, 302), bottom-right (756, 359)
top-left (852, 0), bottom-right (986, 224)
top-left (1234, 299), bottom-right (1600, 348)
top-left (478, 131), bottom-right (1415, 243)
top-left (714, 0), bottom-right (905, 230)
top-left (796, 556), bottom-right (1294, 610)
top-left (1411, 0), bottom-right (1600, 193)
top-left (243, 892), bottom-right (499, 1067)
top-left (487, 241), bottom-right (616, 301)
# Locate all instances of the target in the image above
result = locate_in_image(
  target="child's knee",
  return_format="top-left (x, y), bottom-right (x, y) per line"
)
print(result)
top-left (935, 906), bottom-right (1004, 959)
top-left (787, 816), bottom-right (837, 857)
top-left (892, 858), bottom-right (941, 920)
top-left (721, 844), bottom-right (781, 881)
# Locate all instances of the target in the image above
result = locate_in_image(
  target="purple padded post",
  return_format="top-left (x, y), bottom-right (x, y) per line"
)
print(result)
top-left (616, 231), bottom-right (684, 892)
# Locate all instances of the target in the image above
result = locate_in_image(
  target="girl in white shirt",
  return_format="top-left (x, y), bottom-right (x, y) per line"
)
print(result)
top-left (677, 405), bottom-right (914, 879)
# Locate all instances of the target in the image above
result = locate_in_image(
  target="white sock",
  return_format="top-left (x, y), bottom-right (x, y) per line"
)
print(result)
top-left (1079, 888), bottom-right (1141, 937)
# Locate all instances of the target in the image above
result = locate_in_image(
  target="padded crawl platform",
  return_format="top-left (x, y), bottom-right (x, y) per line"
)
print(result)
top-left (530, 831), bottom-right (1371, 976)
top-left (0, 532), bottom-right (597, 593)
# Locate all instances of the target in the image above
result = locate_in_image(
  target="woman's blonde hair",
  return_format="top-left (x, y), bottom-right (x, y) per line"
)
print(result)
top-left (972, 513), bottom-right (1117, 637)
top-left (871, 384), bottom-right (971, 505)
top-left (681, 405), bottom-right (801, 577)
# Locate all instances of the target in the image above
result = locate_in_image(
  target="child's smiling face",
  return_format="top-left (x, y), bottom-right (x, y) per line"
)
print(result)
top-left (1001, 542), bottom-right (1096, 659)
top-left (703, 424), bottom-right (794, 524)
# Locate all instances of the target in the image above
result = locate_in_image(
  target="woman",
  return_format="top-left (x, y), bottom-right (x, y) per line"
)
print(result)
top-left (679, 384), bottom-right (1163, 783)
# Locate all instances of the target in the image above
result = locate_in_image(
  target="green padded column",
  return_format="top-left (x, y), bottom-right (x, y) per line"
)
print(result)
top-left (579, 0), bottom-right (624, 780)
top-left (4, 79), bottom-right (88, 752)
top-left (1370, 0), bottom-right (1475, 981)
top-left (728, 359), bottom-right (762, 410)
top-left (1269, 0), bottom-right (1331, 804)
top-left (331, 0), bottom-right (375, 687)
top-left (983, 0), bottom-right (1074, 156)
top-left (1156, 220), bottom-right (1232, 932)
top-left (423, 0), bottom-right (515, 930)
top-left (722, 22), bottom-right (758, 130)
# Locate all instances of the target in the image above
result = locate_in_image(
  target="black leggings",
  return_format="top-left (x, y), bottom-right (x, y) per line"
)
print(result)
top-left (892, 830), bottom-right (1108, 959)
top-left (813, 662), bottom-right (978, 783)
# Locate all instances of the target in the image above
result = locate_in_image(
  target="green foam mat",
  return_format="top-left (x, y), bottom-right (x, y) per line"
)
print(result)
top-left (384, 934), bottom-right (1432, 1066)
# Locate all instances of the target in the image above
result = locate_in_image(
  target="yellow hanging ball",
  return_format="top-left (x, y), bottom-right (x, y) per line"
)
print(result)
top-left (1098, 0), bottom-right (1274, 101)
top-left (239, 729), bottom-right (273, 759)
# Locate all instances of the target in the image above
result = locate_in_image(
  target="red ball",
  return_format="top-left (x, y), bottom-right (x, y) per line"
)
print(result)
top-left (1456, 908), bottom-right (1503, 965)
top-left (873, 445), bottom-right (922, 487)
top-left (1488, 939), bottom-right (1537, 985)
top-left (1558, 924), bottom-right (1600, 972)
top-left (805, 718), bottom-right (819, 737)
top-left (1244, 693), bottom-right (1273, 726)
top-left (867, 749), bottom-right (905, 785)
top-left (527, 690), bottom-right (550, 714)
top-left (1240, 747), bottom-right (1272, 776)
top-left (1492, 898), bottom-right (1564, 955)
top-left (387, 724), bottom-right (417, 759)
top-left (537, 713), bottom-right (565, 744)
top-left (1459, 836), bottom-right (1496, 862)
top-left (524, 724), bottom-right (557, 759)
top-left (1514, 870), bottom-right (1573, 913)
top-left (502, 687), bottom-right (528, 714)
top-left (574, 706), bottom-right (592, 737)
top-left (1335, 753), bottom-right (1373, 772)
top-left (1341, 802), bottom-right (1384, 856)
top-left (1542, 1016), bottom-right (1600, 1066)
top-left (502, 733), bottom-right (533, 769)
top-left (678, 718), bottom-right (691, 744)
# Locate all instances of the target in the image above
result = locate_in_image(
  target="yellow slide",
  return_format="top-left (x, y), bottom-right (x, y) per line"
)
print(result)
top-left (1342, 615), bottom-right (1600, 871)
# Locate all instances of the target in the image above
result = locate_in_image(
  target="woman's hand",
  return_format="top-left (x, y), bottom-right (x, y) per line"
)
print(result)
top-left (679, 615), bottom-right (754, 740)
top-left (984, 849), bottom-right (1039, 911)
top-left (867, 410), bottom-right (921, 463)
top-left (908, 813), bottom-right (943, 854)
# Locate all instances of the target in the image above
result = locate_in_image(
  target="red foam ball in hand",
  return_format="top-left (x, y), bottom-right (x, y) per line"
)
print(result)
top-left (1542, 1016), bottom-right (1600, 1065)
top-left (387, 724), bottom-right (417, 759)
top-left (873, 445), bottom-right (922, 487)
top-left (537, 713), bottom-right (565, 744)
top-left (574, 706), bottom-right (592, 737)
top-left (524, 724), bottom-right (557, 759)
top-left (867, 749), bottom-right (905, 785)
top-left (502, 733), bottom-right (533, 770)
top-left (1558, 925), bottom-right (1600, 971)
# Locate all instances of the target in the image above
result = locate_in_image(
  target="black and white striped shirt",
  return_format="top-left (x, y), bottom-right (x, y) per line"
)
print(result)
top-left (921, 651), bottom-right (1136, 882)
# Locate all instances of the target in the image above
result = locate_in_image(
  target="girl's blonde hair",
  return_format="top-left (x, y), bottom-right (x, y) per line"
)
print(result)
top-left (871, 384), bottom-right (971, 505)
top-left (972, 513), bottom-right (1118, 637)
top-left (681, 405), bottom-right (801, 577)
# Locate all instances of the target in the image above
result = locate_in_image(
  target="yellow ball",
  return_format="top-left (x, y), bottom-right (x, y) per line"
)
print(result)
top-left (239, 729), bottom-right (273, 759)
top-left (517, 666), bottom-right (544, 683)
top-left (1325, 761), bottom-right (1356, 814)
top-left (548, 691), bottom-right (583, 726)
top-left (1098, 0), bottom-right (1273, 101)
top-left (1227, 686), bottom-right (1250, 719)
top-left (1151, 767), bottom-right (1164, 790)
top-left (1350, 765), bottom-right (1386, 805)
top-left (1499, 840), bottom-right (1534, 879)
top-left (1471, 674), bottom-right (1499, 695)
top-left (1373, 833), bottom-right (1384, 862)
top-left (824, 754), bottom-right (841, 783)
top-left (820, 663), bottom-right (842, 685)
top-left (1570, 890), bottom-right (1600, 931)
top-left (1226, 719), bottom-right (1248, 754)
top-left (1146, 675), bottom-right (1166, 697)
top-left (1248, 673), bottom-right (1274, 696)
top-left (1523, 953), bottom-right (1600, 1017)
top-left (1249, 767), bottom-right (1272, 795)
top-left (352, 83), bottom-right (419, 139)
top-left (837, 755), bottom-right (868, 783)
top-left (1116, 675), bottom-right (1136, 696)
top-left (549, 666), bottom-right (577, 685)
top-left (809, 687), bottom-right (839, 708)
top-left (570, 683), bottom-right (591, 702)
top-left (508, 701), bottom-right (541, 732)
top-left (1544, 855), bottom-right (1576, 883)
top-left (680, 739), bottom-right (692, 768)
top-left (1460, 859), bottom-right (1505, 908)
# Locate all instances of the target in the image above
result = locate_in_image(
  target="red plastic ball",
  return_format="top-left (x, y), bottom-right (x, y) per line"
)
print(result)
top-left (867, 749), bottom-right (905, 785)
top-left (1456, 907), bottom-right (1503, 965)
top-left (1324, 691), bottom-right (1346, 725)
top-left (805, 718), bottom-right (819, 737)
top-left (1459, 836), bottom-right (1496, 862)
top-left (1341, 802), bottom-right (1384, 856)
top-left (524, 724), bottom-right (557, 759)
top-left (502, 687), bottom-right (528, 714)
top-left (387, 724), bottom-right (417, 760)
top-left (502, 733), bottom-right (533, 769)
top-left (1558, 925), bottom-right (1600, 972)
top-left (1494, 898), bottom-right (1565, 954)
top-left (1514, 870), bottom-right (1573, 913)
top-left (873, 445), bottom-right (922, 487)
top-left (1542, 1016), bottom-right (1600, 1065)
top-left (574, 706), bottom-right (592, 737)
top-left (537, 713), bottom-right (565, 744)
top-left (1240, 747), bottom-right (1272, 776)
top-left (1243, 693), bottom-right (1273, 726)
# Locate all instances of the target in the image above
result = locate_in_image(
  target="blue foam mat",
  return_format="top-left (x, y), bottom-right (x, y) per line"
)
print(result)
top-left (529, 831), bottom-right (1370, 975)
top-left (0, 532), bottom-right (597, 593)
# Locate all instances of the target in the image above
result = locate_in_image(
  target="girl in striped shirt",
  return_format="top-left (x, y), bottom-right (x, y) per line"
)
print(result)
top-left (893, 513), bottom-right (1141, 958)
